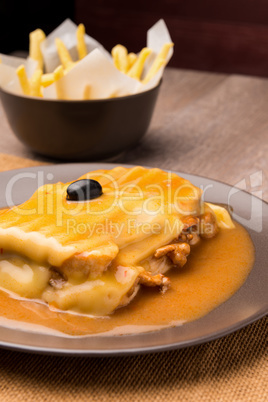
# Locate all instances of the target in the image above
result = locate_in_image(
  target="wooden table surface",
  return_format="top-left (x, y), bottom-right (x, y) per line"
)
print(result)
top-left (0, 67), bottom-right (267, 200)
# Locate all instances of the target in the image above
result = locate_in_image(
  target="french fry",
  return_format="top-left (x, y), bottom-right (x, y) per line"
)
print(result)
top-left (54, 65), bottom-right (64, 81)
top-left (64, 60), bottom-right (78, 73)
top-left (157, 42), bottom-right (174, 61)
top-left (127, 52), bottom-right (137, 71)
top-left (30, 69), bottom-right (43, 97)
top-left (109, 90), bottom-right (119, 98)
top-left (111, 45), bottom-right (128, 73)
top-left (142, 58), bottom-right (166, 84)
top-left (83, 84), bottom-right (91, 100)
top-left (142, 43), bottom-right (174, 84)
top-left (76, 23), bottom-right (87, 60)
top-left (127, 47), bottom-right (152, 80)
top-left (29, 29), bottom-right (46, 70)
top-left (16, 65), bottom-right (31, 95)
top-left (55, 38), bottom-right (73, 70)
top-left (41, 73), bottom-right (55, 87)
top-left (54, 65), bottom-right (65, 99)
top-left (16, 65), bottom-right (43, 97)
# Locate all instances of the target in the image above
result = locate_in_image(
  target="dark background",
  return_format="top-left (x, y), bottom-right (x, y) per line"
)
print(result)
top-left (0, 0), bottom-right (74, 53)
top-left (2, 0), bottom-right (268, 77)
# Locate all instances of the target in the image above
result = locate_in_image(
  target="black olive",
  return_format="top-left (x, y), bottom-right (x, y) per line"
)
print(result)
top-left (66, 179), bottom-right (103, 201)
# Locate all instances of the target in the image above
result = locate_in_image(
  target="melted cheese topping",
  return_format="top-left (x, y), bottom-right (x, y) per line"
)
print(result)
top-left (0, 260), bottom-right (34, 283)
top-left (0, 254), bottom-right (50, 298)
top-left (0, 227), bottom-right (75, 266)
top-left (0, 167), bottom-right (201, 267)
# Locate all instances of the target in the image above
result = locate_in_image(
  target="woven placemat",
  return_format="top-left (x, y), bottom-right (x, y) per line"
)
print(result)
top-left (0, 154), bottom-right (267, 402)
top-left (0, 316), bottom-right (266, 402)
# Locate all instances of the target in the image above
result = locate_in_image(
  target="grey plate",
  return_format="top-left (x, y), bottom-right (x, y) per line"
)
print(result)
top-left (0, 163), bottom-right (267, 356)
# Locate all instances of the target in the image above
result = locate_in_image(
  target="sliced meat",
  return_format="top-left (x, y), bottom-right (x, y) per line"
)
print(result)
top-left (139, 271), bottom-right (170, 293)
top-left (118, 280), bottom-right (140, 309)
top-left (187, 232), bottom-right (200, 246)
top-left (49, 268), bottom-right (66, 290)
top-left (154, 244), bottom-right (179, 258)
top-left (154, 242), bottom-right (190, 268)
top-left (60, 243), bottom-right (119, 280)
top-left (142, 254), bottom-right (173, 276)
top-left (178, 232), bottom-right (200, 245)
top-left (179, 213), bottom-right (218, 243)
top-left (181, 216), bottom-right (199, 231)
top-left (200, 212), bottom-right (219, 238)
top-left (179, 215), bottom-right (201, 245)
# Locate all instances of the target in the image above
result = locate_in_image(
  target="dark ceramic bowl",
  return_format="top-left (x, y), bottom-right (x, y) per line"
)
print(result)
top-left (0, 82), bottom-right (161, 161)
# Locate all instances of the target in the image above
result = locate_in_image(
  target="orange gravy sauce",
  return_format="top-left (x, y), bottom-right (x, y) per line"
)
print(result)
top-left (0, 222), bottom-right (255, 336)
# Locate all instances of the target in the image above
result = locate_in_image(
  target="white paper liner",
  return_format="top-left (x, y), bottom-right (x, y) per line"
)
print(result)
top-left (41, 18), bottom-right (111, 73)
top-left (0, 54), bottom-right (37, 92)
top-left (0, 19), bottom-right (173, 99)
top-left (43, 49), bottom-right (139, 100)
